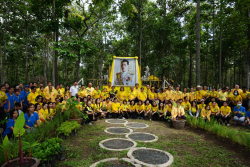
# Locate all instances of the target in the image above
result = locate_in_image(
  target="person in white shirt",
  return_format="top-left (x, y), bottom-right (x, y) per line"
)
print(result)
top-left (70, 81), bottom-right (79, 98)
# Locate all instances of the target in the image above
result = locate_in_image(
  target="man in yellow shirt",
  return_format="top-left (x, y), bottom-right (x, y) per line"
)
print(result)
top-left (189, 88), bottom-right (196, 102)
top-left (36, 84), bottom-right (43, 93)
top-left (232, 84), bottom-right (243, 94)
top-left (166, 86), bottom-right (173, 101)
top-left (181, 96), bottom-right (191, 112)
top-left (86, 83), bottom-right (95, 97)
top-left (59, 84), bottom-right (65, 101)
top-left (240, 86), bottom-right (250, 109)
top-left (55, 85), bottom-right (63, 100)
top-left (174, 86), bottom-right (182, 102)
top-left (44, 81), bottom-right (54, 94)
top-left (196, 85), bottom-right (203, 104)
top-left (106, 82), bottom-right (112, 93)
top-left (45, 86), bottom-right (56, 102)
top-left (134, 83), bottom-right (140, 103)
top-left (27, 86), bottom-right (39, 104)
top-left (209, 87), bottom-right (218, 100)
top-left (145, 85), bottom-right (151, 98)
top-left (217, 87), bottom-right (228, 107)
top-left (79, 85), bottom-right (87, 99)
top-left (202, 85), bottom-right (210, 104)
top-left (171, 99), bottom-right (186, 120)
top-left (127, 87), bottom-right (136, 102)
top-left (93, 86), bottom-right (102, 100)
top-left (148, 87), bottom-right (157, 103)
top-left (138, 87), bottom-right (147, 103)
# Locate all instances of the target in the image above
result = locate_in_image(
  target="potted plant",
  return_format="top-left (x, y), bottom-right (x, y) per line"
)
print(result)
top-left (64, 97), bottom-right (84, 124)
top-left (1, 112), bottom-right (40, 167)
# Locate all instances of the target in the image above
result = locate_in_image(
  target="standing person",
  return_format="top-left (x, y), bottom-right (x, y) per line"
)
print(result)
top-left (38, 86), bottom-right (45, 98)
top-left (86, 83), bottom-right (95, 97)
top-left (227, 88), bottom-right (233, 109)
top-left (111, 98), bottom-right (121, 118)
top-left (217, 87), bottom-right (228, 107)
top-left (196, 85), bottom-right (203, 104)
top-left (84, 100), bottom-right (97, 125)
top-left (27, 86), bottom-right (39, 105)
top-left (69, 81), bottom-right (79, 98)
top-left (173, 86), bottom-right (182, 102)
top-left (148, 87), bottom-right (157, 104)
top-left (182, 87), bottom-right (189, 101)
top-left (19, 83), bottom-right (24, 92)
top-left (189, 88), bottom-right (196, 102)
top-left (117, 87), bottom-right (127, 103)
top-left (79, 85), bottom-right (87, 99)
top-left (145, 85), bottom-right (151, 99)
top-left (202, 85), bottom-right (210, 104)
top-left (64, 86), bottom-right (70, 99)
top-left (4, 82), bottom-right (10, 93)
top-left (166, 86), bottom-right (173, 102)
top-left (21, 85), bottom-right (30, 112)
top-left (240, 86), bottom-right (249, 109)
top-left (109, 86), bottom-right (117, 101)
top-left (14, 89), bottom-right (24, 107)
top-left (231, 90), bottom-right (242, 108)
top-left (189, 101), bottom-right (199, 118)
top-left (24, 104), bottom-right (40, 132)
top-left (4, 87), bottom-right (16, 117)
top-left (101, 88), bottom-right (109, 102)
top-left (138, 87), bottom-right (147, 104)
top-left (210, 86), bottom-right (218, 101)
top-left (134, 83), bottom-right (140, 103)
top-left (93, 86), bottom-right (102, 101)
top-left (36, 84), bottom-right (43, 93)
top-left (44, 81), bottom-right (54, 94)
top-left (45, 86), bottom-right (56, 102)
top-left (2, 109), bottom-right (18, 138)
top-left (55, 85), bottom-right (63, 100)
top-left (201, 105), bottom-right (211, 122)
top-left (127, 87), bottom-right (136, 103)
top-left (0, 85), bottom-right (8, 129)
top-left (158, 88), bottom-right (166, 104)
top-left (144, 100), bottom-right (152, 120)
top-left (233, 101), bottom-right (246, 126)
top-left (232, 84), bottom-right (243, 94)
top-left (220, 101), bottom-right (231, 126)
top-left (106, 82), bottom-right (112, 93)
top-left (210, 101), bottom-right (220, 122)
top-left (59, 84), bottom-right (65, 102)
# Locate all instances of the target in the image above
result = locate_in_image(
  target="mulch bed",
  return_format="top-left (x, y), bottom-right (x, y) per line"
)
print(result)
top-left (128, 133), bottom-right (155, 141)
top-left (107, 128), bottom-right (130, 134)
top-left (107, 120), bottom-right (127, 124)
top-left (126, 123), bottom-right (147, 128)
top-left (132, 149), bottom-right (169, 164)
top-left (103, 139), bottom-right (134, 149)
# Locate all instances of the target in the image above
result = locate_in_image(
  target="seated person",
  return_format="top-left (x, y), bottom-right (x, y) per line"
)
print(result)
top-left (201, 105), bottom-right (211, 122)
top-left (164, 101), bottom-right (173, 120)
top-left (246, 107), bottom-right (250, 129)
top-left (189, 101), bottom-right (199, 118)
top-left (220, 101), bottom-right (231, 126)
top-left (209, 97), bottom-right (218, 108)
top-left (120, 100), bottom-right (129, 119)
top-left (84, 101), bottom-right (97, 125)
top-left (198, 99), bottom-right (206, 112)
top-left (34, 103), bottom-right (45, 123)
top-left (151, 101), bottom-right (159, 120)
top-left (128, 100), bottom-right (137, 119)
top-left (144, 100), bottom-right (152, 121)
top-left (233, 101), bottom-right (246, 126)
top-left (157, 102), bottom-right (165, 121)
top-left (136, 100), bottom-right (145, 119)
top-left (101, 97), bottom-right (112, 118)
top-left (94, 98), bottom-right (105, 119)
top-left (2, 109), bottom-right (18, 138)
top-left (24, 104), bottom-right (40, 132)
top-left (15, 102), bottom-right (23, 115)
top-left (210, 101), bottom-right (220, 122)
top-left (111, 98), bottom-right (121, 118)
top-left (171, 99), bottom-right (186, 120)
top-left (181, 96), bottom-right (191, 113)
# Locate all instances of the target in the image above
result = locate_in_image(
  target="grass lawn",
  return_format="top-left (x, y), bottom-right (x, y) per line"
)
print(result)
top-left (59, 119), bottom-right (250, 167)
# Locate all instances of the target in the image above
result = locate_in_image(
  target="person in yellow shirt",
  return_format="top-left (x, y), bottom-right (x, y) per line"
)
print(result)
top-left (27, 86), bottom-right (39, 104)
top-left (127, 87), bottom-right (136, 103)
top-left (54, 85), bottom-right (63, 100)
top-left (45, 86), bottom-right (56, 102)
top-left (94, 98), bottom-right (105, 119)
top-left (84, 100), bottom-right (97, 125)
top-left (128, 100), bottom-right (137, 118)
top-left (144, 100), bottom-right (152, 120)
top-left (158, 88), bottom-right (166, 104)
top-left (101, 97), bottom-right (112, 118)
top-left (134, 83), bottom-right (140, 103)
top-left (189, 101), bottom-right (199, 118)
top-left (231, 90), bottom-right (242, 107)
top-left (78, 85), bottom-right (87, 99)
top-left (208, 97), bottom-right (218, 108)
top-left (120, 100), bottom-right (129, 119)
top-left (232, 84), bottom-right (243, 94)
top-left (101, 88), bottom-right (109, 101)
top-left (182, 87), bottom-right (189, 101)
top-left (38, 87), bottom-right (45, 98)
top-left (145, 85), bottom-right (151, 97)
top-left (202, 85), bottom-right (210, 104)
top-left (46, 102), bottom-right (54, 120)
top-left (227, 88), bottom-right (233, 108)
top-left (148, 87), bottom-right (157, 104)
top-left (117, 87), bottom-right (127, 102)
top-left (210, 87), bottom-right (218, 100)
top-left (166, 86), bottom-right (173, 102)
top-left (40, 103), bottom-right (49, 120)
top-left (181, 96), bottom-right (191, 113)
top-left (106, 82), bottom-right (112, 93)
top-left (151, 101), bottom-right (158, 120)
top-left (189, 88), bottom-right (196, 102)
top-left (210, 101), bottom-right (220, 122)
top-left (138, 87), bottom-right (147, 103)
top-left (136, 100), bottom-right (145, 119)
top-left (76, 97), bottom-right (83, 111)
top-left (165, 101), bottom-right (173, 118)
top-left (198, 99), bottom-right (206, 112)
top-left (171, 99), bottom-right (186, 120)
top-left (111, 98), bottom-right (121, 118)
top-left (86, 83), bottom-right (95, 97)
top-left (44, 81), bottom-right (54, 94)
top-left (240, 86), bottom-right (250, 109)
top-left (196, 85), bottom-right (203, 104)
top-left (0, 85), bottom-right (8, 122)
top-left (64, 86), bottom-right (70, 100)
top-left (220, 101), bottom-right (231, 126)
top-left (59, 84), bottom-right (65, 101)
top-left (173, 86), bottom-right (183, 102)
top-left (36, 84), bottom-right (43, 93)
top-left (217, 87), bottom-right (228, 107)
top-left (34, 103), bottom-right (45, 123)
top-left (157, 102), bottom-right (165, 121)
top-left (201, 105), bottom-right (211, 122)
top-left (93, 86), bottom-right (102, 100)
top-left (109, 86), bottom-right (117, 101)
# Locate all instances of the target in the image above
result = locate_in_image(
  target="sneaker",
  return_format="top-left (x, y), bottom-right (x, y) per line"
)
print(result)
top-left (122, 117), bottom-right (125, 119)
top-left (227, 124), bottom-right (230, 126)
top-left (88, 122), bottom-right (92, 125)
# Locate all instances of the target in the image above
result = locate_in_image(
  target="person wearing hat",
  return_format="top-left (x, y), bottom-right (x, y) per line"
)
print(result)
top-left (138, 87), bottom-right (147, 104)
top-left (158, 87), bottom-right (166, 104)
top-left (217, 87), bottom-right (228, 107)
top-left (196, 85), bottom-right (203, 104)
top-left (148, 87), bottom-right (157, 104)
top-left (166, 86), bottom-right (173, 102)
top-left (173, 86), bottom-right (182, 102)
top-left (20, 85), bottom-right (30, 111)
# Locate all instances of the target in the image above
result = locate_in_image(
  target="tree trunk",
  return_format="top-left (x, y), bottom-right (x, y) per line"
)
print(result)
top-left (188, 47), bottom-right (192, 88)
top-left (64, 60), bottom-right (67, 82)
top-left (32, 52), bottom-right (34, 79)
top-left (196, 0), bottom-right (201, 85)
top-left (25, 21), bottom-right (29, 84)
top-left (55, 31), bottom-right (59, 86)
top-left (246, 7), bottom-right (250, 89)
top-left (219, 26), bottom-right (222, 87)
top-left (212, 0), bottom-right (215, 86)
top-left (44, 37), bottom-right (47, 85)
top-left (76, 54), bottom-right (80, 82)
top-left (52, 0), bottom-right (56, 87)
top-left (47, 38), bottom-right (50, 82)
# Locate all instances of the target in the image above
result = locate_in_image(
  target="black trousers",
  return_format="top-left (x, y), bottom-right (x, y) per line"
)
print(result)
top-left (129, 111), bottom-right (138, 118)
top-left (175, 115), bottom-right (186, 120)
top-left (242, 100), bottom-right (249, 110)
top-left (0, 107), bottom-right (6, 129)
top-left (221, 115), bottom-right (231, 123)
top-left (122, 111), bottom-right (129, 119)
top-left (112, 112), bottom-right (121, 118)
top-left (211, 114), bottom-right (220, 122)
top-left (87, 114), bottom-right (97, 122)
top-left (139, 111), bottom-right (145, 118)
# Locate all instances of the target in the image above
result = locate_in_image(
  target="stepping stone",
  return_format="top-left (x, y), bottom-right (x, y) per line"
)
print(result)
top-left (126, 132), bottom-right (158, 142)
top-left (106, 119), bottom-right (128, 124)
top-left (99, 138), bottom-right (137, 151)
top-left (105, 127), bottom-right (133, 135)
top-left (90, 158), bottom-right (141, 167)
top-left (125, 122), bottom-right (149, 128)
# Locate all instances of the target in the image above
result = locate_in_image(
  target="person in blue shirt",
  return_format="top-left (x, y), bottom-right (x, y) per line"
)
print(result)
top-left (14, 89), bottom-right (24, 108)
top-left (20, 85), bottom-right (30, 112)
top-left (24, 104), bottom-right (40, 132)
top-left (2, 109), bottom-right (19, 138)
top-left (4, 87), bottom-right (15, 118)
top-left (233, 101), bottom-right (246, 126)
top-left (246, 107), bottom-right (250, 129)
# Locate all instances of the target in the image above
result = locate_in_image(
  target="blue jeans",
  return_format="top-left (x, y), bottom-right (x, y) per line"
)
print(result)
top-left (234, 116), bottom-right (245, 126)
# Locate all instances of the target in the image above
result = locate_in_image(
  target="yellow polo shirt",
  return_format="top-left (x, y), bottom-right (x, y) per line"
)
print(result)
top-left (210, 91), bottom-right (218, 98)
top-left (101, 92), bottom-right (109, 100)
top-left (148, 92), bottom-right (157, 100)
top-left (111, 102), bottom-right (120, 113)
top-left (211, 106), bottom-right (220, 113)
top-left (182, 92), bottom-right (189, 100)
top-left (166, 90), bottom-right (173, 100)
top-left (196, 91), bottom-right (203, 102)
top-left (27, 92), bottom-right (39, 104)
top-left (220, 106), bottom-right (231, 115)
top-left (231, 95), bottom-right (242, 105)
top-left (128, 104), bottom-right (136, 111)
top-left (120, 104), bottom-right (129, 111)
top-left (0, 91), bottom-right (7, 104)
top-left (181, 101), bottom-right (191, 111)
top-left (174, 91), bottom-right (183, 101)
top-left (145, 104), bottom-right (152, 111)
top-left (138, 92), bottom-right (147, 101)
top-left (240, 91), bottom-right (250, 100)
top-left (189, 92), bottom-right (196, 102)
top-left (93, 90), bottom-right (102, 99)
top-left (117, 91), bottom-right (127, 101)
top-left (79, 89), bottom-right (87, 98)
top-left (158, 92), bottom-right (166, 101)
top-left (136, 104), bottom-right (145, 111)
top-left (152, 105), bottom-right (158, 112)
top-left (127, 91), bottom-right (136, 100)
top-left (217, 91), bottom-right (227, 101)
top-left (198, 104), bottom-right (206, 111)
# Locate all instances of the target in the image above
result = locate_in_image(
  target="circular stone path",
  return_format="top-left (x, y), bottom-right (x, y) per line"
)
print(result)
top-left (126, 132), bottom-right (158, 142)
top-left (105, 127), bottom-right (133, 135)
top-left (99, 138), bottom-right (137, 151)
top-left (127, 147), bottom-right (174, 167)
top-left (89, 158), bottom-right (141, 167)
top-left (105, 119), bottom-right (128, 124)
top-left (125, 122), bottom-right (149, 128)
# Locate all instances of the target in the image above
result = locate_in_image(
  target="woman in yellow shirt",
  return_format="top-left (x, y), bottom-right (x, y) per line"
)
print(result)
top-left (209, 97), bottom-right (218, 108)
top-left (171, 100), bottom-right (186, 120)
top-left (136, 100), bottom-right (145, 119)
top-left (189, 88), bottom-right (196, 102)
top-left (38, 87), bottom-right (45, 98)
top-left (47, 102), bottom-right (55, 120)
top-left (148, 87), bottom-right (157, 103)
top-left (93, 86), bottom-right (102, 100)
top-left (182, 87), bottom-right (189, 101)
top-left (198, 99), bottom-right (206, 112)
top-left (189, 101), bottom-right (199, 118)
top-left (181, 96), bottom-right (191, 112)
top-left (94, 98), bottom-right (105, 119)
top-left (111, 98), bottom-right (121, 118)
top-left (120, 100), bottom-right (129, 119)
top-left (165, 101), bottom-right (173, 118)
top-left (101, 88), bottom-right (109, 101)
top-left (117, 87), bottom-right (127, 102)
top-left (40, 103), bottom-right (49, 120)
top-left (231, 90), bottom-right (242, 107)
top-left (158, 88), bottom-right (166, 104)
top-left (76, 97), bottom-right (83, 111)
top-left (209, 87), bottom-right (217, 99)
top-left (64, 86), bottom-right (70, 100)
top-left (84, 100), bottom-right (97, 125)
top-left (78, 85), bottom-right (87, 99)
top-left (128, 100), bottom-right (137, 119)
top-left (158, 102), bottom-right (165, 121)
top-left (34, 103), bottom-right (45, 123)
top-left (220, 101), bottom-right (231, 126)
top-left (101, 97), bottom-right (112, 118)
top-left (201, 105), bottom-right (211, 122)
top-left (151, 101), bottom-right (158, 119)
top-left (144, 100), bottom-right (152, 120)
top-left (210, 101), bottom-right (220, 122)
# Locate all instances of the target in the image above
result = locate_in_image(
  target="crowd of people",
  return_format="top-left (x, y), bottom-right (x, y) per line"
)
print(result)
top-left (0, 81), bottom-right (250, 139)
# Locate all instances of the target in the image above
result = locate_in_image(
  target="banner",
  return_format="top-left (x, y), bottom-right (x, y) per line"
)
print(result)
top-left (109, 56), bottom-right (141, 87)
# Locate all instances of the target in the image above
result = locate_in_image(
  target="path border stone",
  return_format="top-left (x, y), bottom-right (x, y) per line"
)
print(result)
top-left (124, 122), bottom-right (149, 129)
top-left (89, 157), bottom-right (142, 167)
top-left (127, 147), bottom-right (174, 167)
top-left (99, 138), bottom-right (137, 151)
top-left (104, 127), bottom-right (133, 135)
top-left (105, 119), bottom-right (128, 124)
top-left (125, 132), bottom-right (158, 142)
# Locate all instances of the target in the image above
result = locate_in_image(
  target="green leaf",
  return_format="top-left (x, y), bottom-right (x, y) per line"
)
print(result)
top-left (14, 112), bottom-right (25, 130)
top-left (3, 135), bottom-right (9, 150)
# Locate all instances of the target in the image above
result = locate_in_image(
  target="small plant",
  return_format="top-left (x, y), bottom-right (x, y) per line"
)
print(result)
top-left (22, 141), bottom-right (40, 166)
top-left (0, 136), bottom-right (10, 167)
top-left (57, 121), bottom-right (80, 136)
top-left (64, 97), bottom-right (83, 119)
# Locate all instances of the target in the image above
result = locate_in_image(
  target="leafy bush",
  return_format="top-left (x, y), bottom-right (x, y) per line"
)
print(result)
top-left (56, 121), bottom-right (80, 136)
